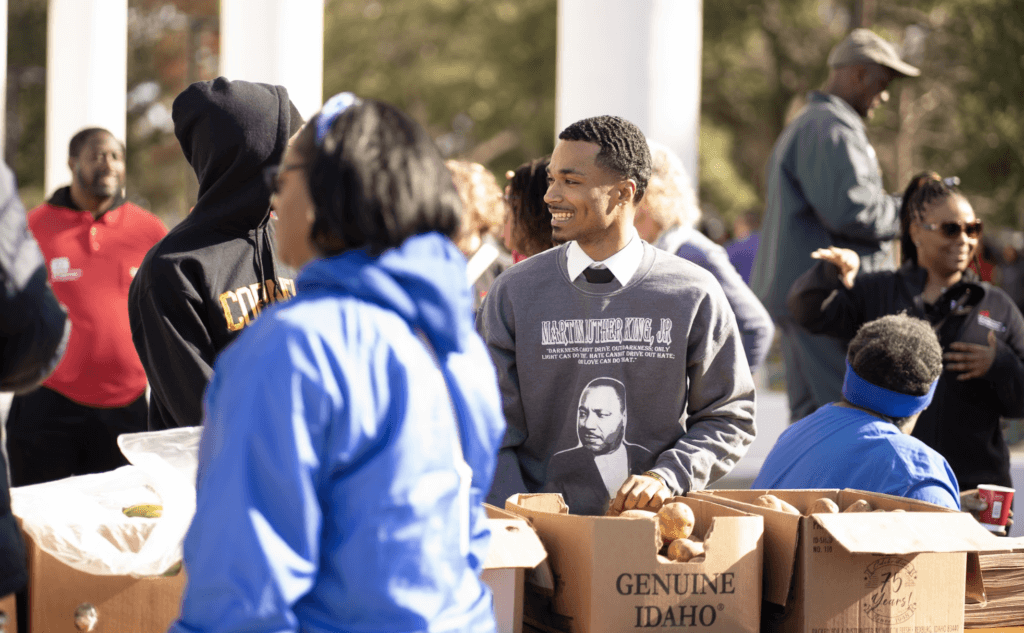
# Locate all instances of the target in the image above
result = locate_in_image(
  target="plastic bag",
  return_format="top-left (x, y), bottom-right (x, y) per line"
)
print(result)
top-left (10, 426), bottom-right (202, 577)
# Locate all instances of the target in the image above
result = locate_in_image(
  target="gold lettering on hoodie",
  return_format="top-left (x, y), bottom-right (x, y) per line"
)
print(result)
top-left (219, 277), bottom-right (296, 332)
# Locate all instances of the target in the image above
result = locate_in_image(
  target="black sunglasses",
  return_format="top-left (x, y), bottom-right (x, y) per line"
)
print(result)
top-left (263, 164), bottom-right (305, 195)
top-left (919, 219), bottom-right (983, 239)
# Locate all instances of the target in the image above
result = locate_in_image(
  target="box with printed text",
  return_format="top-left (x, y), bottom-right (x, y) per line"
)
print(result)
top-left (503, 493), bottom-right (764, 633)
top-left (689, 489), bottom-right (1011, 633)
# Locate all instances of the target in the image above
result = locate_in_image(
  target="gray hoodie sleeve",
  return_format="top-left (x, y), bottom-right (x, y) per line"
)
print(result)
top-left (0, 162), bottom-right (70, 393)
top-left (477, 279), bottom-right (529, 506)
top-left (648, 285), bottom-right (757, 494)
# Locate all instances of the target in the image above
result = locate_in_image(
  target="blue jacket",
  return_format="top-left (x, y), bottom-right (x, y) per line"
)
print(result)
top-left (753, 404), bottom-right (960, 510)
top-left (170, 233), bottom-right (506, 633)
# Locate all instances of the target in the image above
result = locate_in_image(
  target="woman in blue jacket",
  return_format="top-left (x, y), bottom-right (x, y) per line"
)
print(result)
top-left (170, 94), bottom-right (506, 633)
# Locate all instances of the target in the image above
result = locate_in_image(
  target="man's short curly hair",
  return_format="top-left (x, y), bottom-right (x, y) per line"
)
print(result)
top-left (847, 313), bottom-right (943, 397)
top-left (558, 115), bottom-right (652, 203)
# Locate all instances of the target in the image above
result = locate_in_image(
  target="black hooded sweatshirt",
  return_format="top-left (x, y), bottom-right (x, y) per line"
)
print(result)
top-left (129, 78), bottom-right (303, 430)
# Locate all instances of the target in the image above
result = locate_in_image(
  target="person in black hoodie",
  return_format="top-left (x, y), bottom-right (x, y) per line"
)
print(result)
top-left (0, 159), bottom-right (70, 602)
top-left (129, 78), bottom-right (303, 430)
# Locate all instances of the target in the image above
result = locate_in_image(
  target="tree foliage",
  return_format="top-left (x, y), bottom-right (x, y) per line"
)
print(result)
top-left (700, 0), bottom-right (1024, 231)
top-left (4, 0), bottom-right (1022, 232)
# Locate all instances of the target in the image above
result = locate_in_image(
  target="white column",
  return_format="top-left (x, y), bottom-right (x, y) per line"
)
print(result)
top-left (45, 0), bottom-right (128, 196)
top-left (220, 0), bottom-right (325, 120)
top-left (555, 0), bottom-right (703, 186)
top-left (0, 0), bottom-right (8, 156)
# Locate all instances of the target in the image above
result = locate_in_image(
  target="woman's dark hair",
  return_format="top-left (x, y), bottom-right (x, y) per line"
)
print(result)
top-left (507, 156), bottom-right (553, 257)
top-left (899, 171), bottom-right (970, 265)
top-left (292, 98), bottom-right (462, 256)
top-left (847, 313), bottom-right (943, 428)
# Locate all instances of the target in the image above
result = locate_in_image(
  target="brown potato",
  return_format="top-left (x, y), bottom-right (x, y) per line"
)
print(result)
top-left (891, 508), bottom-right (905, 513)
top-left (754, 494), bottom-right (801, 515)
top-left (872, 508), bottom-right (887, 513)
top-left (843, 499), bottom-right (873, 513)
top-left (667, 538), bottom-right (705, 562)
top-left (807, 498), bottom-right (839, 515)
top-left (657, 554), bottom-right (673, 564)
top-left (658, 502), bottom-right (696, 541)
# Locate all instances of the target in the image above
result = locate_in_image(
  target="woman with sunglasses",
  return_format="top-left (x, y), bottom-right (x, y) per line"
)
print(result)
top-left (788, 171), bottom-right (1024, 505)
top-left (169, 93), bottom-right (505, 633)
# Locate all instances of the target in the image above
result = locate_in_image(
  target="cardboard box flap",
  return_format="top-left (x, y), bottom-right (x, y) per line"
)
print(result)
top-left (687, 491), bottom-right (801, 607)
top-left (484, 519), bottom-right (548, 570)
top-left (508, 493), bottom-right (570, 515)
top-left (813, 512), bottom-right (1010, 555)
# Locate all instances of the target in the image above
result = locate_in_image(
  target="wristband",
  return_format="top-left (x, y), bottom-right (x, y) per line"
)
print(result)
top-left (642, 470), bottom-right (667, 487)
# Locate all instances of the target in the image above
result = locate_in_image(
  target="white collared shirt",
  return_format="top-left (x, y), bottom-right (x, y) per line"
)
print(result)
top-left (566, 227), bottom-right (644, 286)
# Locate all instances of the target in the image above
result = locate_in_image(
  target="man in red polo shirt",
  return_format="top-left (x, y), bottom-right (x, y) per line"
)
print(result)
top-left (6, 127), bottom-right (166, 486)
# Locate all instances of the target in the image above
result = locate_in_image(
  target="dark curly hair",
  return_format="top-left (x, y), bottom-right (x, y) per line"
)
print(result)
top-left (899, 171), bottom-right (974, 265)
top-left (291, 98), bottom-right (461, 256)
top-left (506, 156), bottom-right (554, 257)
top-left (558, 115), bottom-right (652, 203)
top-left (847, 313), bottom-right (943, 427)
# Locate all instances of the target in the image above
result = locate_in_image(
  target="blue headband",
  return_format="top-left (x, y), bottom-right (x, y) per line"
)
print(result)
top-left (316, 92), bottom-right (359, 145)
top-left (842, 360), bottom-right (937, 418)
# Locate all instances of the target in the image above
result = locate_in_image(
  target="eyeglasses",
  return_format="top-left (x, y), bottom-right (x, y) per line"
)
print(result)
top-left (918, 220), bottom-right (983, 239)
top-left (263, 164), bottom-right (305, 195)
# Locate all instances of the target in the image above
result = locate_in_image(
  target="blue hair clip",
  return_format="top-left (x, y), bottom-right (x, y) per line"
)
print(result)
top-left (316, 92), bottom-right (359, 145)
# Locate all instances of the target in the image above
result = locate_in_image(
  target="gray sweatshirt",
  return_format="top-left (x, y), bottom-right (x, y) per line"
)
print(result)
top-left (479, 241), bottom-right (756, 515)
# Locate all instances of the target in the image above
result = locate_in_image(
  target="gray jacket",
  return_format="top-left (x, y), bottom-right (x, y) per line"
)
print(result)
top-left (478, 242), bottom-right (756, 514)
top-left (752, 91), bottom-right (900, 317)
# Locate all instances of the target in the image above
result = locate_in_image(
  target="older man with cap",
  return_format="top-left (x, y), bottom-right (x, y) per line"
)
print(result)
top-left (751, 28), bottom-right (920, 421)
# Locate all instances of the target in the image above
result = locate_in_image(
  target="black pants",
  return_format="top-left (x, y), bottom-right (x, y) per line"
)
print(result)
top-left (5, 387), bottom-right (147, 487)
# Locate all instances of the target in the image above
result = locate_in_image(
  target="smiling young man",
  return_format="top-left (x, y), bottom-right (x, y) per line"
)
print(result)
top-left (6, 128), bottom-right (166, 486)
top-left (478, 115), bottom-right (756, 516)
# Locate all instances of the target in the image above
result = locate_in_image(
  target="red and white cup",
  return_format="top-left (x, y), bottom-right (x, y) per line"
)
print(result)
top-left (977, 484), bottom-right (1014, 533)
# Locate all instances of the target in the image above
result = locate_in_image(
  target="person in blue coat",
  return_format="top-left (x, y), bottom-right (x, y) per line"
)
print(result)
top-left (753, 314), bottom-right (961, 510)
top-left (169, 93), bottom-right (506, 633)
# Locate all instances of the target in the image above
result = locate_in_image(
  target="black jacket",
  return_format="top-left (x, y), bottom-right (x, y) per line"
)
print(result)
top-left (788, 260), bottom-right (1024, 490)
top-left (129, 78), bottom-right (303, 430)
top-left (543, 442), bottom-right (653, 515)
top-left (0, 161), bottom-right (69, 596)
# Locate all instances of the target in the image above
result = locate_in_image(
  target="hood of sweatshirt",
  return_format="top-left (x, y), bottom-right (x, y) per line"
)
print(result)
top-left (172, 77), bottom-right (303, 235)
top-left (297, 233), bottom-right (472, 357)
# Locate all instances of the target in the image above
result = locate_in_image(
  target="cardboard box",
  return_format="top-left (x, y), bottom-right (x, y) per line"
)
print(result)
top-left (690, 489), bottom-right (1010, 633)
top-left (22, 530), bottom-right (185, 633)
top-left (504, 493), bottom-right (764, 633)
top-left (483, 504), bottom-right (549, 633)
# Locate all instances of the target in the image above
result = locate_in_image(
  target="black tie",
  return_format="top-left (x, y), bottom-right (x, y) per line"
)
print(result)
top-left (582, 266), bottom-right (615, 284)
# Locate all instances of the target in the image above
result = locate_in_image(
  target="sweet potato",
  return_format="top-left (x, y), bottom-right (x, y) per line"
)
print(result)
top-left (754, 494), bottom-right (800, 515)
top-left (807, 498), bottom-right (839, 515)
top-left (657, 501), bottom-right (696, 541)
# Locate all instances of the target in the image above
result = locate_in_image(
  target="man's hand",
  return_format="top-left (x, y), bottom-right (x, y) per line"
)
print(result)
top-left (810, 247), bottom-right (860, 289)
top-left (960, 489), bottom-right (987, 518)
top-left (945, 330), bottom-right (998, 381)
top-left (961, 488), bottom-right (1013, 534)
top-left (611, 474), bottom-right (670, 513)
